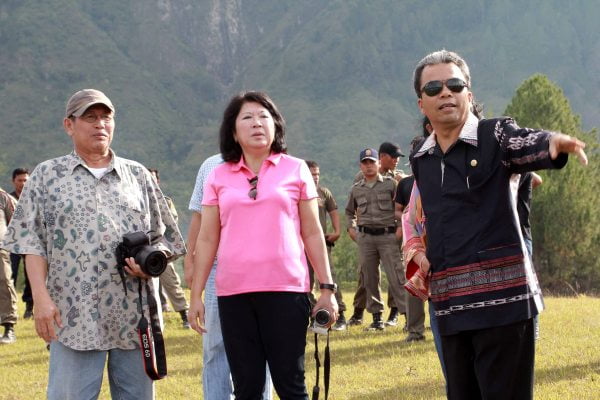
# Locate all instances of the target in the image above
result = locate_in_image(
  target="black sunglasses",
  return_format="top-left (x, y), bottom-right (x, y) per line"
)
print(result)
top-left (421, 78), bottom-right (468, 97)
top-left (247, 176), bottom-right (258, 200)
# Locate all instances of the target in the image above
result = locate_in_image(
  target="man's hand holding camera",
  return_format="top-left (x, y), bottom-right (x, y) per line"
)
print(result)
top-left (123, 257), bottom-right (153, 280)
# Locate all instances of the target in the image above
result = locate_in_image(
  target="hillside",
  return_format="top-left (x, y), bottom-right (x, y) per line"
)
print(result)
top-left (1, 0), bottom-right (599, 228)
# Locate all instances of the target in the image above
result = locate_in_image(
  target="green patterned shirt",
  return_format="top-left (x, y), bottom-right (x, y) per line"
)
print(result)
top-left (1, 151), bottom-right (186, 350)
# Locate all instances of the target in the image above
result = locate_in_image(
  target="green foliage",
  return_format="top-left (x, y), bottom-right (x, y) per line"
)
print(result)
top-left (505, 74), bottom-right (600, 293)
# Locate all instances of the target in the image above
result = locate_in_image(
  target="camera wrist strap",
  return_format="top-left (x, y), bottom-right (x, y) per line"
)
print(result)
top-left (311, 331), bottom-right (331, 400)
top-left (136, 279), bottom-right (168, 380)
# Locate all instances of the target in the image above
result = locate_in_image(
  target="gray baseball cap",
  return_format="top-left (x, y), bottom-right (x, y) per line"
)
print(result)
top-left (65, 89), bottom-right (115, 118)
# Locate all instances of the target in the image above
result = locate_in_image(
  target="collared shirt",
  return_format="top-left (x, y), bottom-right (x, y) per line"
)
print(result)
top-left (316, 185), bottom-right (337, 233)
top-left (411, 114), bottom-right (567, 335)
top-left (203, 153), bottom-right (317, 296)
top-left (345, 174), bottom-right (397, 229)
top-left (0, 188), bottom-right (16, 242)
top-left (189, 154), bottom-right (224, 212)
top-left (1, 151), bottom-right (186, 350)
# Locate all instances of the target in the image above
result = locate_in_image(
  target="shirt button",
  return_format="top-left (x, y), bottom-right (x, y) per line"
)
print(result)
top-left (470, 159), bottom-right (478, 167)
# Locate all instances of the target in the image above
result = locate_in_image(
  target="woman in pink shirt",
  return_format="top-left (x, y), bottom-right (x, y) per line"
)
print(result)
top-left (189, 91), bottom-right (338, 399)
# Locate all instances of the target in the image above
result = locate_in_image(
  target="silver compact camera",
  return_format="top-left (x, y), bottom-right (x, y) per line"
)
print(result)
top-left (310, 309), bottom-right (331, 335)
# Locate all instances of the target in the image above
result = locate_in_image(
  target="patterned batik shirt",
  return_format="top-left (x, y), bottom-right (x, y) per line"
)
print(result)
top-left (1, 151), bottom-right (186, 350)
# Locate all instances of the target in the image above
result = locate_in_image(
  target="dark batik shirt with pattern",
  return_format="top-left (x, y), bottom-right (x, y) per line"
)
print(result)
top-left (1, 151), bottom-right (186, 350)
top-left (411, 113), bottom-right (567, 335)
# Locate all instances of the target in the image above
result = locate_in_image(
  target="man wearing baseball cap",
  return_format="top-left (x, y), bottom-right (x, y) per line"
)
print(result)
top-left (2, 89), bottom-right (185, 399)
top-left (349, 142), bottom-right (408, 329)
top-left (345, 148), bottom-right (407, 331)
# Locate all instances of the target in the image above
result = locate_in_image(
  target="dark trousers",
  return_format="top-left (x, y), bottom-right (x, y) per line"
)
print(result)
top-left (10, 253), bottom-right (32, 303)
top-left (441, 318), bottom-right (535, 400)
top-left (219, 292), bottom-right (311, 400)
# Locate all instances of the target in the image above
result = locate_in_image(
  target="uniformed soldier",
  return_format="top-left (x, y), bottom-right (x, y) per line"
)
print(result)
top-left (345, 148), bottom-right (407, 331)
top-left (348, 142), bottom-right (407, 328)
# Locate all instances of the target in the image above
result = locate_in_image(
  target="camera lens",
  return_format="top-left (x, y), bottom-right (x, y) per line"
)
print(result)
top-left (315, 309), bottom-right (330, 325)
top-left (135, 247), bottom-right (167, 277)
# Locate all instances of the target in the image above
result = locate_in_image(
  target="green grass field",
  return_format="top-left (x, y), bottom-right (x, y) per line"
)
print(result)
top-left (1, 295), bottom-right (598, 399)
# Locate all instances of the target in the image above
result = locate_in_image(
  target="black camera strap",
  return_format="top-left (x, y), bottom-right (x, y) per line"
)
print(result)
top-left (136, 279), bottom-right (167, 380)
top-left (311, 331), bottom-right (331, 400)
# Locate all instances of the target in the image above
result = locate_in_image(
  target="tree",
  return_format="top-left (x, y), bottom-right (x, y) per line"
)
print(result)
top-left (505, 74), bottom-right (600, 293)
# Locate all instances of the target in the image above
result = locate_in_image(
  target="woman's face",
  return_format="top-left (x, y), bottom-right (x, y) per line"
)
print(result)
top-left (233, 101), bottom-right (276, 153)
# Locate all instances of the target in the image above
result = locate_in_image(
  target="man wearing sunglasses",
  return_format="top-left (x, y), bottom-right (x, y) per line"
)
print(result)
top-left (409, 50), bottom-right (588, 399)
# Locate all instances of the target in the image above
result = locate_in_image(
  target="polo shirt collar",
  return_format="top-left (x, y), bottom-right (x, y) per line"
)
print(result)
top-left (231, 152), bottom-right (282, 172)
top-left (415, 112), bottom-right (479, 157)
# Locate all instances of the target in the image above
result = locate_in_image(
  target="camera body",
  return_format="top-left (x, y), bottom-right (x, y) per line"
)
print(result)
top-left (116, 231), bottom-right (167, 277)
top-left (310, 309), bottom-right (331, 335)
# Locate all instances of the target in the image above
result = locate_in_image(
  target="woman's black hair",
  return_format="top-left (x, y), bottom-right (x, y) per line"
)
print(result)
top-left (219, 91), bottom-right (287, 162)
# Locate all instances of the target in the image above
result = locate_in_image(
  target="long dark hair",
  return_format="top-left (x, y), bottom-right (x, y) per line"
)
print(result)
top-left (219, 91), bottom-right (287, 162)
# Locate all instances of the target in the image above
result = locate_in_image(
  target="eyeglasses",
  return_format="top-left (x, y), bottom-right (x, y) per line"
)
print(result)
top-left (247, 176), bottom-right (258, 200)
top-left (76, 114), bottom-right (114, 124)
top-left (420, 78), bottom-right (468, 97)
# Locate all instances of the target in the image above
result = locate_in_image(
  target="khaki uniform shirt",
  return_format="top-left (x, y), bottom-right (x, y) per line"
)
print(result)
top-left (1, 151), bottom-right (186, 351)
top-left (316, 185), bottom-right (336, 233)
top-left (345, 174), bottom-right (397, 229)
top-left (0, 188), bottom-right (16, 242)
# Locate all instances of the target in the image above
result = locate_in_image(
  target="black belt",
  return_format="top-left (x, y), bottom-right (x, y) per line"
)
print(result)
top-left (357, 226), bottom-right (395, 235)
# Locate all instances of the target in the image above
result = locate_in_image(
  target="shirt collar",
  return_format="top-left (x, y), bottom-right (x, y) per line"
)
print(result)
top-left (67, 149), bottom-right (121, 178)
top-left (359, 173), bottom-right (384, 185)
top-left (415, 112), bottom-right (479, 157)
top-left (230, 152), bottom-right (282, 173)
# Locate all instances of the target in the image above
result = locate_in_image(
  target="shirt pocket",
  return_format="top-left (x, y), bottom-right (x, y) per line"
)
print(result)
top-left (356, 196), bottom-right (368, 214)
top-left (376, 193), bottom-right (393, 211)
top-left (115, 192), bottom-right (147, 233)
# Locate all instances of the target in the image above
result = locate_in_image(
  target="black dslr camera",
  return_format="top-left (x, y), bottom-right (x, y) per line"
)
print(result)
top-left (116, 231), bottom-right (167, 277)
top-left (310, 309), bottom-right (331, 335)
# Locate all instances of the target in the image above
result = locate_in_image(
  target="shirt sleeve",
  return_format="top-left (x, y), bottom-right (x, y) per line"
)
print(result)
top-left (323, 188), bottom-right (337, 212)
top-left (496, 118), bottom-right (568, 173)
top-left (345, 186), bottom-right (358, 229)
top-left (144, 168), bottom-right (186, 259)
top-left (201, 169), bottom-right (219, 206)
top-left (189, 166), bottom-right (206, 212)
top-left (298, 162), bottom-right (318, 200)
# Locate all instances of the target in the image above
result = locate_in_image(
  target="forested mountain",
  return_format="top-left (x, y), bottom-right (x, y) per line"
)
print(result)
top-left (1, 0), bottom-right (599, 228)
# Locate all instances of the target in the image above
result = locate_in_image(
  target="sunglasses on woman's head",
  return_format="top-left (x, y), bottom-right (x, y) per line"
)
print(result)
top-left (421, 78), bottom-right (468, 97)
top-left (247, 176), bottom-right (258, 200)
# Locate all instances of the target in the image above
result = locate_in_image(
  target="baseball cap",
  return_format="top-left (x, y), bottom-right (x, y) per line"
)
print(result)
top-left (359, 148), bottom-right (378, 162)
top-left (65, 89), bottom-right (115, 118)
top-left (379, 142), bottom-right (405, 157)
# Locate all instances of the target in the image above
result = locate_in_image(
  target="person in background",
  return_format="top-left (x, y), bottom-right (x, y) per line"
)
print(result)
top-left (9, 168), bottom-right (34, 319)
top-left (2, 89), bottom-right (185, 399)
top-left (345, 148), bottom-right (406, 332)
top-left (348, 142), bottom-right (408, 328)
top-left (148, 168), bottom-right (190, 329)
top-left (188, 91), bottom-right (337, 399)
top-left (305, 160), bottom-right (347, 331)
top-left (0, 187), bottom-right (18, 344)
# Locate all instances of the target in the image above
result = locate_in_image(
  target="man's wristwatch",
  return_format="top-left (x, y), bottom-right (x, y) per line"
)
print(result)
top-left (319, 283), bottom-right (338, 294)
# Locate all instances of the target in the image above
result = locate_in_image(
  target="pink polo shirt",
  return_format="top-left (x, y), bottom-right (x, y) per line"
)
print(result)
top-left (202, 153), bottom-right (318, 296)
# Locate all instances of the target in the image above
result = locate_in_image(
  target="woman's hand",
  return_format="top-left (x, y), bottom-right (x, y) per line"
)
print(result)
top-left (313, 291), bottom-right (339, 328)
top-left (189, 296), bottom-right (207, 334)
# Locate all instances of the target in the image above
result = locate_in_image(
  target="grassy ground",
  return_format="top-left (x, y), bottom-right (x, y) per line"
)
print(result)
top-left (1, 295), bottom-right (598, 399)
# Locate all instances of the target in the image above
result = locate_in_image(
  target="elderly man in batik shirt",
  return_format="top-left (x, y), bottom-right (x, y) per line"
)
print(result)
top-left (2, 89), bottom-right (185, 400)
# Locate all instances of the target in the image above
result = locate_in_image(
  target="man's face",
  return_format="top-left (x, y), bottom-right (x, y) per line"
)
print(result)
top-left (379, 153), bottom-right (399, 172)
top-left (12, 173), bottom-right (29, 194)
top-left (63, 104), bottom-right (114, 156)
top-left (309, 167), bottom-right (320, 186)
top-left (417, 62), bottom-right (472, 130)
top-left (360, 159), bottom-right (379, 178)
